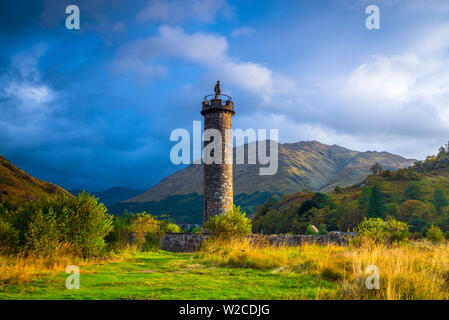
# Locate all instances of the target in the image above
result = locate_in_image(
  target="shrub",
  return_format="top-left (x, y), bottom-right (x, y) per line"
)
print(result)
top-left (305, 225), bottom-right (318, 235)
top-left (204, 206), bottom-right (252, 240)
top-left (426, 225), bottom-right (445, 243)
top-left (160, 221), bottom-right (181, 233)
top-left (62, 192), bottom-right (113, 257)
top-left (7, 192), bottom-right (113, 257)
top-left (25, 207), bottom-right (61, 257)
top-left (129, 213), bottom-right (164, 250)
top-left (106, 215), bottom-right (132, 250)
top-left (0, 219), bottom-right (19, 253)
top-left (353, 217), bottom-right (409, 245)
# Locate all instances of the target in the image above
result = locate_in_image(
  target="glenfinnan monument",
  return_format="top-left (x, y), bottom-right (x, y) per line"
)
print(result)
top-left (201, 81), bottom-right (234, 225)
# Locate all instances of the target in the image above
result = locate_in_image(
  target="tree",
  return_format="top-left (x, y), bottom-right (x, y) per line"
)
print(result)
top-left (432, 189), bottom-right (449, 213)
top-left (408, 214), bottom-right (428, 234)
top-left (398, 200), bottom-right (436, 223)
top-left (338, 203), bottom-right (363, 231)
top-left (297, 200), bottom-right (318, 217)
top-left (437, 146), bottom-right (447, 160)
top-left (385, 203), bottom-right (399, 218)
top-left (312, 192), bottom-right (329, 209)
top-left (370, 163), bottom-right (383, 175)
top-left (358, 186), bottom-right (371, 214)
top-left (367, 184), bottom-right (386, 218)
top-left (403, 182), bottom-right (422, 201)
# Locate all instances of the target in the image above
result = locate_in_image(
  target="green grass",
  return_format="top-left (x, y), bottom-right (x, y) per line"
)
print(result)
top-left (0, 251), bottom-right (336, 300)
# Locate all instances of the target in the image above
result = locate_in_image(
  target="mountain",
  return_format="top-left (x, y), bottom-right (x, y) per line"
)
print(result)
top-left (69, 187), bottom-right (145, 206)
top-left (0, 155), bottom-right (72, 205)
top-left (108, 141), bottom-right (415, 223)
top-left (129, 141), bottom-right (415, 202)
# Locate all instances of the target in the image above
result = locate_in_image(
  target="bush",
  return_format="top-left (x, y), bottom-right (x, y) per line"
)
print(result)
top-left (204, 206), bottom-right (252, 240)
top-left (353, 217), bottom-right (409, 245)
top-left (305, 225), bottom-right (318, 235)
top-left (6, 192), bottom-right (113, 257)
top-left (129, 213), bottom-right (164, 250)
top-left (0, 219), bottom-right (19, 253)
top-left (426, 225), bottom-right (445, 243)
top-left (160, 221), bottom-right (181, 233)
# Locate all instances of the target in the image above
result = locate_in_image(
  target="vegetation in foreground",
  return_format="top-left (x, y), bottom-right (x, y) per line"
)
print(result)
top-left (1, 203), bottom-right (448, 300)
top-left (1, 239), bottom-right (448, 300)
top-left (2, 145), bottom-right (449, 299)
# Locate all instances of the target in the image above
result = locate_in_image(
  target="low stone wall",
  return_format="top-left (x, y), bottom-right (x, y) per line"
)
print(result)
top-left (161, 231), bottom-right (354, 252)
top-left (161, 233), bottom-right (208, 252)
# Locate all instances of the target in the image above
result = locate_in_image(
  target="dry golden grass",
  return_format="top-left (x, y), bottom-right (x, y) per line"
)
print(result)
top-left (198, 238), bottom-right (449, 300)
top-left (0, 244), bottom-right (138, 286)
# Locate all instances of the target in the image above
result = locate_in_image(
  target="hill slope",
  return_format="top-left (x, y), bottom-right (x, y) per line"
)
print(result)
top-left (0, 155), bottom-right (72, 205)
top-left (107, 141), bottom-right (415, 223)
top-left (129, 141), bottom-right (415, 203)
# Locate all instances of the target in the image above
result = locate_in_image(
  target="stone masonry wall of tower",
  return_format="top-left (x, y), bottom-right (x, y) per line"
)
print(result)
top-left (201, 91), bottom-right (234, 225)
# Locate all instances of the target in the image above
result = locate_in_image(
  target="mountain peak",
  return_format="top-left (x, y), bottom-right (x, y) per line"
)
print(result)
top-left (127, 140), bottom-right (415, 203)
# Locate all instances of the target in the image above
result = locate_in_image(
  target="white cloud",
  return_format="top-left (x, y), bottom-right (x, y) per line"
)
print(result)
top-left (136, 0), bottom-right (234, 23)
top-left (269, 22), bottom-right (449, 160)
top-left (0, 47), bottom-right (62, 147)
top-left (0, 47), bottom-right (55, 111)
top-left (114, 25), bottom-right (294, 102)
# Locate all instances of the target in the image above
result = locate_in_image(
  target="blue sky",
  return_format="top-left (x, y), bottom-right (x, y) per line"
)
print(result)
top-left (1, 0), bottom-right (449, 191)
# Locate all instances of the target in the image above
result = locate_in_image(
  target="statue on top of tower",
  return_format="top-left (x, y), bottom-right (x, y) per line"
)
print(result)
top-left (214, 80), bottom-right (221, 98)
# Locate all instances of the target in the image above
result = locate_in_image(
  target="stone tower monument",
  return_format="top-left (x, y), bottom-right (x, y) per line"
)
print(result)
top-left (201, 81), bottom-right (234, 225)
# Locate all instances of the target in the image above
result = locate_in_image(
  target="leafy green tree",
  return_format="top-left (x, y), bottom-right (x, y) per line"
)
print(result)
top-left (9, 192), bottom-right (113, 257)
top-left (358, 186), bottom-right (371, 214)
top-left (437, 146), bottom-right (447, 160)
top-left (403, 182), bottom-right (422, 201)
top-left (398, 200), bottom-right (436, 224)
top-left (370, 163), bottom-right (383, 175)
top-left (408, 214), bottom-right (428, 234)
top-left (338, 203), bottom-right (363, 231)
top-left (367, 184), bottom-right (386, 218)
top-left (252, 208), bottom-right (280, 234)
top-left (432, 189), bottom-right (449, 213)
top-left (385, 203), bottom-right (399, 218)
top-left (297, 200), bottom-right (319, 216)
top-left (311, 192), bottom-right (329, 209)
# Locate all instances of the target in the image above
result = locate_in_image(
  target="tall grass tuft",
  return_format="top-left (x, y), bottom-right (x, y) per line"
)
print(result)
top-left (198, 238), bottom-right (449, 300)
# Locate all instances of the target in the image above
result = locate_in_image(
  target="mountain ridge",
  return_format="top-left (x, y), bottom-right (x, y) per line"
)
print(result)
top-left (128, 140), bottom-right (416, 203)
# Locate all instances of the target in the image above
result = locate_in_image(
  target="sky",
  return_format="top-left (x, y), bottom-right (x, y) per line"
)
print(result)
top-left (1, 0), bottom-right (449, 191)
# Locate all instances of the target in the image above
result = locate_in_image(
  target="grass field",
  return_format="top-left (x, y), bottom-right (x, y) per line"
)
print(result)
top-left (0, 251), bottom-right (335, 300)
top-left (1, 240), bottom-right (448, 300)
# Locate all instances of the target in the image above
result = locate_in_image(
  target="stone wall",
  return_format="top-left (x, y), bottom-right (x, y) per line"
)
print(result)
top-left (161, 231), bottom-right (354, 252)
top-left (162, 233), bottom-right (207, 252)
